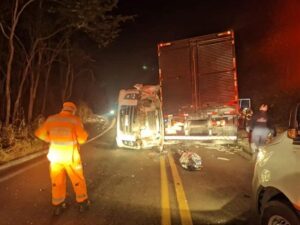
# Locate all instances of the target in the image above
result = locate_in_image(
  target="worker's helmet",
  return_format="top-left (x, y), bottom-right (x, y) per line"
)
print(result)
top-left (259, 104), bottom-right (268, 112)
top-left (62, 101), bottom-right (77, 113)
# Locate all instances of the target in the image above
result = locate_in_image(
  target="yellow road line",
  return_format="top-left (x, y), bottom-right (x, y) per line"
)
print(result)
top-left (168, 152), bottom-right (193, 225)
top-left (160, 155), bottom-right (171, 225)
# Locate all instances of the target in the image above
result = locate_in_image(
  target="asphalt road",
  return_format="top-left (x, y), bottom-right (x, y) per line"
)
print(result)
top-left (0, 125), bottom-right (259, 225)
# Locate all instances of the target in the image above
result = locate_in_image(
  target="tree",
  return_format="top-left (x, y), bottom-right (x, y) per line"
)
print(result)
top-left (0, 0), bottom-right (35, 126)
top-left (41, 39), bottom-right (66, 115)
top-left (50, 0), bottom-right (133, 47)
top-left (1, 0), bottom-right (132, 127)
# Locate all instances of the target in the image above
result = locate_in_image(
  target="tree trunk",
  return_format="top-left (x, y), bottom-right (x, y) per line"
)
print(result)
top-left (62, 46), bottom-right (72, 102)
top-left (41, 64), bottom-right (51, 115)
top-left (5, 21), bottom-right (16, 126)
top-left (12, 42), bottom-right (38, 122)
top-left (41, 40), bottom-right (66, 115)
top-left (28, 47), bottom-right (43, 122)
top-left (4, 0), bottom-right (35, 126)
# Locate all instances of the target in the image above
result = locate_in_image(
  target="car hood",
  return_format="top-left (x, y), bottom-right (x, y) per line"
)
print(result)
top-left (266, 131), bottom-right (287, 147)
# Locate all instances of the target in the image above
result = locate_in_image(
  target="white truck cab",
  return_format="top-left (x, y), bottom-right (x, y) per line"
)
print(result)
top-left (116, 84), bottom-right (164, 150)
top-left (252, 103), bottom-right (300, 225)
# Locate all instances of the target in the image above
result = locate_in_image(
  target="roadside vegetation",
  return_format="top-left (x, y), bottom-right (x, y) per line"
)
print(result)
top-left (0, 102), bottom-right (106, 164)
top-left (0, 0), bottom-right (132, 162)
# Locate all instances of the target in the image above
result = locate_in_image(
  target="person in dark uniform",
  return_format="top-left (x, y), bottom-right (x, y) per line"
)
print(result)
top-left (248, 104), bottom-right (272, 153)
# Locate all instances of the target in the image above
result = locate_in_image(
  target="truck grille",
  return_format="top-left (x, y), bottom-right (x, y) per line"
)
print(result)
top-left (119, 105), bottom-right (136, 134)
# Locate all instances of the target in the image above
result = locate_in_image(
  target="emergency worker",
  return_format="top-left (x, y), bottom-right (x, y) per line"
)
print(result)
top-left (248, 104), bottom-right (272, 153)
top-left (35, 102), bottom-right (89, 215)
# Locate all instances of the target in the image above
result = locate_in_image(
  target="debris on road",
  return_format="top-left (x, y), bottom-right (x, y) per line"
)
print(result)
top-left (193, 142), bottom-right (244, 154)
top-left (179, 150), bottom-right (202, 171)
top-left (217, 157), bottom-right (230, 161)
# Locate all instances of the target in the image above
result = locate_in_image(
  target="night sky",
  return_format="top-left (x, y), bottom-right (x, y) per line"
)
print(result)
top-left (88, 0), bottom-right (300, 114)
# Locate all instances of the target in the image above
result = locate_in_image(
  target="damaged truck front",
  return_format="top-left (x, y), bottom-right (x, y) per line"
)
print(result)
top-left (116, 84), bottom-right (164, 149)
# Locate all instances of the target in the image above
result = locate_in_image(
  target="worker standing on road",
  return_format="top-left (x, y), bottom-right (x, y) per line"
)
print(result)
top-left (35, 101), bottom-right (90, 215)
top-left (248, 104), bottom-right (272, 154)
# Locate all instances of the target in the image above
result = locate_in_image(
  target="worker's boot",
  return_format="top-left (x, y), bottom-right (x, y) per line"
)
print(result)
top-left (78, 199), bottom-right (90, 213)
top-left (53, 202), bottom-right (67, 216)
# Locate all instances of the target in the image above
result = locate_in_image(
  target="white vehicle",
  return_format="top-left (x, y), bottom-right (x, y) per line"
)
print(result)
top-left (252, 103), bottom-right (300, 225)
top-left (116, 84), bottom-right (164, 150)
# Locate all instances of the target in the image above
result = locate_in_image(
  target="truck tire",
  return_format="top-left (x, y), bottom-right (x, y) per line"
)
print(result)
top-left (261, 200), bottom-right (300, 225)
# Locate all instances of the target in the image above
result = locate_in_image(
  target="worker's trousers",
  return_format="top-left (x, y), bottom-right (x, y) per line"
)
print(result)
top-left (50, 161), bottom-right (88, 206)
top-left (251, 126), bottom-right (270, 153)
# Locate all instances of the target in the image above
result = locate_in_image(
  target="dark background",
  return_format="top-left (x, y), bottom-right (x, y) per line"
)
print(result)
top-left (84, 0), bottom-right (300, 126)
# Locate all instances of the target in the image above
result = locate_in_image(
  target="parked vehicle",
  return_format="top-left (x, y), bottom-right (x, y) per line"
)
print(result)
top-left (252, 103), bottom-right (300, 225)
top-left (116, 84), bottom-right (164, 149)
top-left (158, 30), bottom-right (239, 141)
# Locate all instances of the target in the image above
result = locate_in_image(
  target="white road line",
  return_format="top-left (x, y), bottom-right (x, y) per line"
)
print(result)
top-left (0, 160), bottom-right (46, 183)
top-left (85, 118), bottom-right (116, 144)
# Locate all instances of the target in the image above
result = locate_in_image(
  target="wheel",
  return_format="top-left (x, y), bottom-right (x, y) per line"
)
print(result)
top-left (261, 200), bottom-right (300, 225)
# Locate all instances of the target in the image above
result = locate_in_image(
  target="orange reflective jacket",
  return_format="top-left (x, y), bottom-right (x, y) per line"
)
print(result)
top-left (35, 111), bottom-right (88, 163)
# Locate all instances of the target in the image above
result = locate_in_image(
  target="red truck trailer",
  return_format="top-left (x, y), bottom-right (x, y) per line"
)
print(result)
top-left (158, 30), bottom-right (239, 141)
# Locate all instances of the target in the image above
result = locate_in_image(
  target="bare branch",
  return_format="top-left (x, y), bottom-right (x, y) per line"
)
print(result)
top-left (0, 23), bottom-right (9, 39)
top-left (38, 25), bottom-right (71, 42)
top-left (15, 0), bottom-right (36, 26)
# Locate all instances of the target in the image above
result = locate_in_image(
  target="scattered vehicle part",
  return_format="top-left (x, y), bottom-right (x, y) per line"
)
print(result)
top-left (179, 151), bottom-right (202, 171)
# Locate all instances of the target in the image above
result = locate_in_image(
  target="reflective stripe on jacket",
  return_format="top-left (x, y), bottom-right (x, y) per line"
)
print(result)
top-left (35, 111), bottom-right (88, 163)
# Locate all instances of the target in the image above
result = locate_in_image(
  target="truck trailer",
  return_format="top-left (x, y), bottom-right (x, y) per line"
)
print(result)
top-left (158, 30), bottom-right (239, 141)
